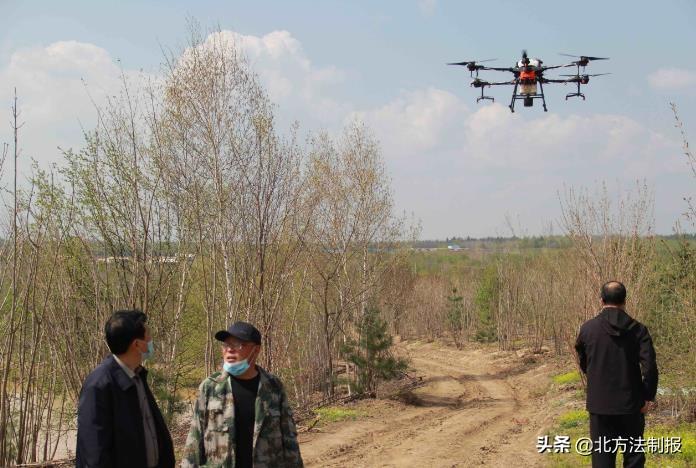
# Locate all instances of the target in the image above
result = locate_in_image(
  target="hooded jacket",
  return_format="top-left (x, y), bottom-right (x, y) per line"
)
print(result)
top-left (575, 306), bottom-right (658, 415)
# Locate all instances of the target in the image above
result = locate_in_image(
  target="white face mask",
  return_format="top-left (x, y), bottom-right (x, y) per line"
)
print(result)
top-left (223, 359), bottom-right (250, 376)
top-left (223, 347), bottom-right (257, 375)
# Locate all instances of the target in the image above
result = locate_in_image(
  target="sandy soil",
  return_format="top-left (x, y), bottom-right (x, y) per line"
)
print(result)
top-left (298, 339), bottom-right (564, 467)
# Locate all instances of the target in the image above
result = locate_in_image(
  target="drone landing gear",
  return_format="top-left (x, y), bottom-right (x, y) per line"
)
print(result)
top-left (538, 80), bottom-right (548, 112)
top-left (565, 80), bottom-right (586, 100)
top-left (509, 81), bottom-right (519, 112)
top-left (509, 81), bottom-right (548, 112)
top-left (476, 87), bottom-right (494, 103)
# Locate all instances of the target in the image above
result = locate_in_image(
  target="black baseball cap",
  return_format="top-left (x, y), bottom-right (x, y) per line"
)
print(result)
top-left (214, 321), bottom-right (262, 344)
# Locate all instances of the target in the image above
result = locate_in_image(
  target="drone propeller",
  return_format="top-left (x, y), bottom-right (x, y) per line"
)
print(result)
top-left (559, 73), bottom-right (611, 77)
top-left (559, 53), bottom-right (609, 61)
top-left (447, 59), bottom-right (497, 66)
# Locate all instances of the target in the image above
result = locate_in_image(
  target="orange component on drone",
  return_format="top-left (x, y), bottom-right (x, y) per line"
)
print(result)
top-left (519, 69), bottom-right (536, 81)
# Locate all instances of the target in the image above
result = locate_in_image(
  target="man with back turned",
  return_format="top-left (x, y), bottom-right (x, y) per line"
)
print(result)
top-left (575, 281), bottom-right (658, 468)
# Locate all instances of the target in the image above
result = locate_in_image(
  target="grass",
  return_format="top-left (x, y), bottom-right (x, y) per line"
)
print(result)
top-left (314, 406), bottom-right (365, 424)
top-left (545, 411), bottom-right (696, 467)
top-left (558, 410), bottom-right (588, 429)
top-left (544, 365), bottom-right (696, 467)
top-left (553, 371), bottom-right (581, 386)
top-left (545, 415), bottom-right (590, 468)
top-left (644, 423), bottom-right (696, 467)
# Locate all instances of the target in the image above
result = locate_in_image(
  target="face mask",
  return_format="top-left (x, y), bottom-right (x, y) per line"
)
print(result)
top-left (141, 339), bottom-right (154, 361)
top-left (223, 348), bottom-right (256, 376)
top-left (223, 359), bottom-right (250, 376)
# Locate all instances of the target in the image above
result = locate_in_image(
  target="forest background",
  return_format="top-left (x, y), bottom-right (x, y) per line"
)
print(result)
top-left (0, 27), bottom-right (694, 466)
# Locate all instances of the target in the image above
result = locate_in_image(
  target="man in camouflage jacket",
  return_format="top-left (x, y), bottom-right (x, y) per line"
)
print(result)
top-left (182, 322), bottom-right (303, 468)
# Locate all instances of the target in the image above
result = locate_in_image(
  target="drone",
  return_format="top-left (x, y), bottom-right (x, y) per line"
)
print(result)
top-left (447, 51), bottom-right (609, 112)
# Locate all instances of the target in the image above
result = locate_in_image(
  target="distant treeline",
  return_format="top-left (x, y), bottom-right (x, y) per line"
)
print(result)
top-left (414, 233), bottom-right (696, 249)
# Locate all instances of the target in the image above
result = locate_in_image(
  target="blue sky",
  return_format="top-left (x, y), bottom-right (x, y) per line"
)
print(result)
top-left (1, 0), bottom-right (695, 238)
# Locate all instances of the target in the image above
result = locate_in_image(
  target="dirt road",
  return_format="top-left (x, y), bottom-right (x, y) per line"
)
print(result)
top-left (299, 340), bottom-right (563, 467)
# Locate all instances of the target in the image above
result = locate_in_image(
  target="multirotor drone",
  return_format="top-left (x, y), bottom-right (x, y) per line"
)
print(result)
top-left (447, 51), bottom-right (609, 112)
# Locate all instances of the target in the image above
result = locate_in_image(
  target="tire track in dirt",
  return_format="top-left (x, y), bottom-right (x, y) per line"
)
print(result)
top-left (299, 340), bottom-right (554, 467)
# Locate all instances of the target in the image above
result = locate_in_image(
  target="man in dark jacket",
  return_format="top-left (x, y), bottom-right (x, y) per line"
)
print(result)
top-left (76, 310), bottom-right (175, 468)
top-left (575, 281), bottom-right (658, 468)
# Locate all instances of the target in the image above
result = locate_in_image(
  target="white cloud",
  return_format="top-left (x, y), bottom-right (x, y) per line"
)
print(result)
top-left (0, 29), bottom-right (347, 179)
top-left (647, 68), bottom-right (696, 90)
top-left (0, 41), bottom-right (132, 178)
top-left (347, 89), bottom-right (686, 237)
top-left (347, 87), bottom-right (465, 157)
top-left (202, 30), bottom-right (351, 129)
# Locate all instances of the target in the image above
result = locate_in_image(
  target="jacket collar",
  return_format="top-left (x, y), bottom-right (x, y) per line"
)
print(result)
top-left (106, 355), bottom-right (137, 391)
top-left (113, 354), bottom-right (137, 378)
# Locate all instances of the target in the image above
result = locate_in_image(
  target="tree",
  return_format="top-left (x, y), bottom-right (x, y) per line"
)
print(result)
top-left (303, 123), bottom-right (405, 397)
top-left (445, 287), bottom-right (465, 348)
top-left (162, 25), bottom-right (308, 373)
top-left (474, 265), bottom-right (498, 343)
top-left (341, 306), bottom-right (408, 394)
top-left (558, 181), bottom-right (656, 353)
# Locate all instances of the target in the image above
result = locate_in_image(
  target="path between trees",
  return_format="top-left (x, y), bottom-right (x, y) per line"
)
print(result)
top-left (299, 340), bottom-right (566, 467)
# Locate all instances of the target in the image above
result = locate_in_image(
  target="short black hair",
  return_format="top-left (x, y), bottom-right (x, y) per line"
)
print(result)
top-left (105, 310), bottom-right (147, 355)
top-left (601, 281), bottom-right (627, 305)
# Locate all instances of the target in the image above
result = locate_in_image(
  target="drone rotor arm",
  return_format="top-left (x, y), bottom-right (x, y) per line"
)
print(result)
top-left (557, 73), bottom-right (611, 81)
top-left (481, 66), bottom-right (515, 72)
top-left (471, 78), bottom-right (514, 89)
top-left (540, 63), bottom-right (576, 71)
top-left (543, 78), bottom-right (574, 84)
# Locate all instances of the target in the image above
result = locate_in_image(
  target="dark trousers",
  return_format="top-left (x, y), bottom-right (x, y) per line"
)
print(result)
top-left (589, 413), bottom-right (645, 468)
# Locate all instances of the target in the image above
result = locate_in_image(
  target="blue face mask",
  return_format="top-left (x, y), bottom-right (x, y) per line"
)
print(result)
top-left (223, 359), bottom-right (250, 376)
top-left (141, 340), bottom-right (154, 361)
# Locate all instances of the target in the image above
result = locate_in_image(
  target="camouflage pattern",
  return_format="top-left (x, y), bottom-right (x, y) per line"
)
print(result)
top-left (182, 366), bottom-right (303, 468)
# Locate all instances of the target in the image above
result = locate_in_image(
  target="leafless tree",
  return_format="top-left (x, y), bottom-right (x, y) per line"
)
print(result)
top-left (303, 123), bottom-right (406, 396)
top-left (558, 182), bottom-right (656, 355)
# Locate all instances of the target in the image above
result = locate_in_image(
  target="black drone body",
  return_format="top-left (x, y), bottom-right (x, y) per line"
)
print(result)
top-left (447, 51), bottom-right (609, 112)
